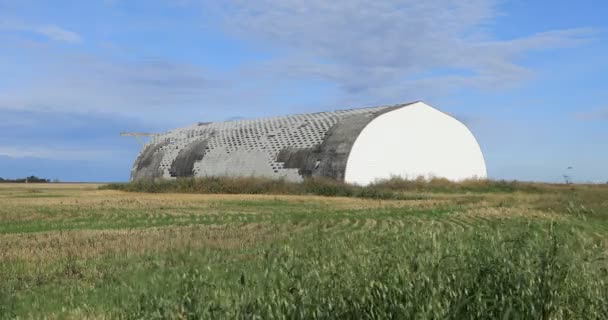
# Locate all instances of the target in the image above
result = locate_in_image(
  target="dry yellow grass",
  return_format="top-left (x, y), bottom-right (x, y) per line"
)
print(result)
top-left (0, 223), bottom-right (283, 264)
top-left (0, 183), bottom-right (571, 266)
top-left (0, 184), bottom-right (545, 214)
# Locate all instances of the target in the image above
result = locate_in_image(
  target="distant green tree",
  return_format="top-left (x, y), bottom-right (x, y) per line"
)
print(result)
top-left (26, 176), bottom-right (50, 183)
top-left (0, 176), bottom-right (50, 183)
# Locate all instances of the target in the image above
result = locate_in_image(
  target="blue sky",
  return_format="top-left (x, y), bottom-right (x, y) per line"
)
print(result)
top-left (0, 0), bottom-right (607, 182)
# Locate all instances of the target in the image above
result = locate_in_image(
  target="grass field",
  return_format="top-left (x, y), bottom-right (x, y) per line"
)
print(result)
top-left (1, 181), bottom-right (608, 319)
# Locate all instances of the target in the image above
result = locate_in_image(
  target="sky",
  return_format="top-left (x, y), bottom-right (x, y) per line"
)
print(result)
top-left (0, 0), bottom-right (607, 183)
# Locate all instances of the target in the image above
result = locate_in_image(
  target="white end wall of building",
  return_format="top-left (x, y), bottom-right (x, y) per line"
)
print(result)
top-left (345, 102), bottom-right (487, 185)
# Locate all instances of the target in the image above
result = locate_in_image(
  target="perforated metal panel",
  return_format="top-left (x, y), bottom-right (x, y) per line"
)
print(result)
top-left (130, 103), bottom-right (413, 181)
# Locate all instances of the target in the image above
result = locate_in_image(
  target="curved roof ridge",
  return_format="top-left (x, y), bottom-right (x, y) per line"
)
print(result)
top-left (182, 101), bottom-right (421, 129)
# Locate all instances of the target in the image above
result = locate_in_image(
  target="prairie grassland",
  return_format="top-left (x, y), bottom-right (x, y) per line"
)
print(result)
top-left (1, 182), bottom-right (608, 319)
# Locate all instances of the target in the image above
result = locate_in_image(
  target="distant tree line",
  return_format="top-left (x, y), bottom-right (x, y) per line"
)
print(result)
top-left (0, 176), bottom-right (52, 183)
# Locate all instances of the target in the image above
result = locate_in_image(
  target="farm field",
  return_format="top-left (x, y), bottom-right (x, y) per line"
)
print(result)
top-left (1, 182), bottom-right (608, 319)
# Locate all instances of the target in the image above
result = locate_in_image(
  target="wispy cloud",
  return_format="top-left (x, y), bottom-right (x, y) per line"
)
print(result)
top-left (0, 56), bottom-right (220, 122)
top-left (0, 145), bottom-right (127, 160)
top-left (575, 108), bottom-right (608, 121)
top-left (0, 19), bottom-right (81, 43)
top-left (0, 1), bottom-right (599, 126)
top-left (204, 0), bottom-right (595, 97)
top-left (0, 109), bottom-right (146, 167)
top-left (35, 25), bottom-right (81, 43)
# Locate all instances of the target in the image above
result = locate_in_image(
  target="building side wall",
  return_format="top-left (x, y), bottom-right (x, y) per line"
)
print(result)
top-left (344, 102), bottom-right (488, 185)
top-left (130, 104), bottom-right (409, 181)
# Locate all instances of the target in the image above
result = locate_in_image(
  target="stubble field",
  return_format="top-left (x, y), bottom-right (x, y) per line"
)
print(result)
top-left (1, 181), bottom-right (607, 319)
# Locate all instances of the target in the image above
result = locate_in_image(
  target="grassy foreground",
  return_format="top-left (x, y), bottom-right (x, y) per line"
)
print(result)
top-left (1, 181), bottom-right (607, 319)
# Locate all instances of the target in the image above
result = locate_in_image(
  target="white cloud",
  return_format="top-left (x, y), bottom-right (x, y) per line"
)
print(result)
top-left (35, 25), bottom-right (81, 43)
top-left (0, 19), bottom-right (81, 43)
top-left (204, 0), bottom-right (594, 96)
top-left (0, 0), bottom-right (597, 126)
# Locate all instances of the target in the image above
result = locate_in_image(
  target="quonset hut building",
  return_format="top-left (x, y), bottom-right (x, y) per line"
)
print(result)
top-left (130, 101), bottom-right (487, 185)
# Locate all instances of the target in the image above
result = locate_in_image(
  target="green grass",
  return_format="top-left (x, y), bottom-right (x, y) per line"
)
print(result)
top-left (1, 182), bottom-right (607, 319)
top-left (3, 220), bottom-right (607, 319)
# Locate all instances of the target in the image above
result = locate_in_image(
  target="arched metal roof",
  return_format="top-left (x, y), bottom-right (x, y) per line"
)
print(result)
top-left (131, 102), bottom-right (415, 181)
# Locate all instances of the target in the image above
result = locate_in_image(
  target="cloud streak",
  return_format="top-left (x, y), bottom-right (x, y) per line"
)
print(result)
top-left (575, 108), bottom-right (608, 121)
top-left (0, 145), bottom-right (128, 160)
top-left (0, 20), bottom-right (81, 42)
top-left (207, 0), bottom-right (595, 97)
top-left (0, 56), bottom-right (221, 122)
top-left (35, 25), bottom-right (81, 43)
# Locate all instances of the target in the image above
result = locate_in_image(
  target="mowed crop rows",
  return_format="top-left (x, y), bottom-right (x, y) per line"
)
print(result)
top-left (1, 182), bottom-right (608, 319)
